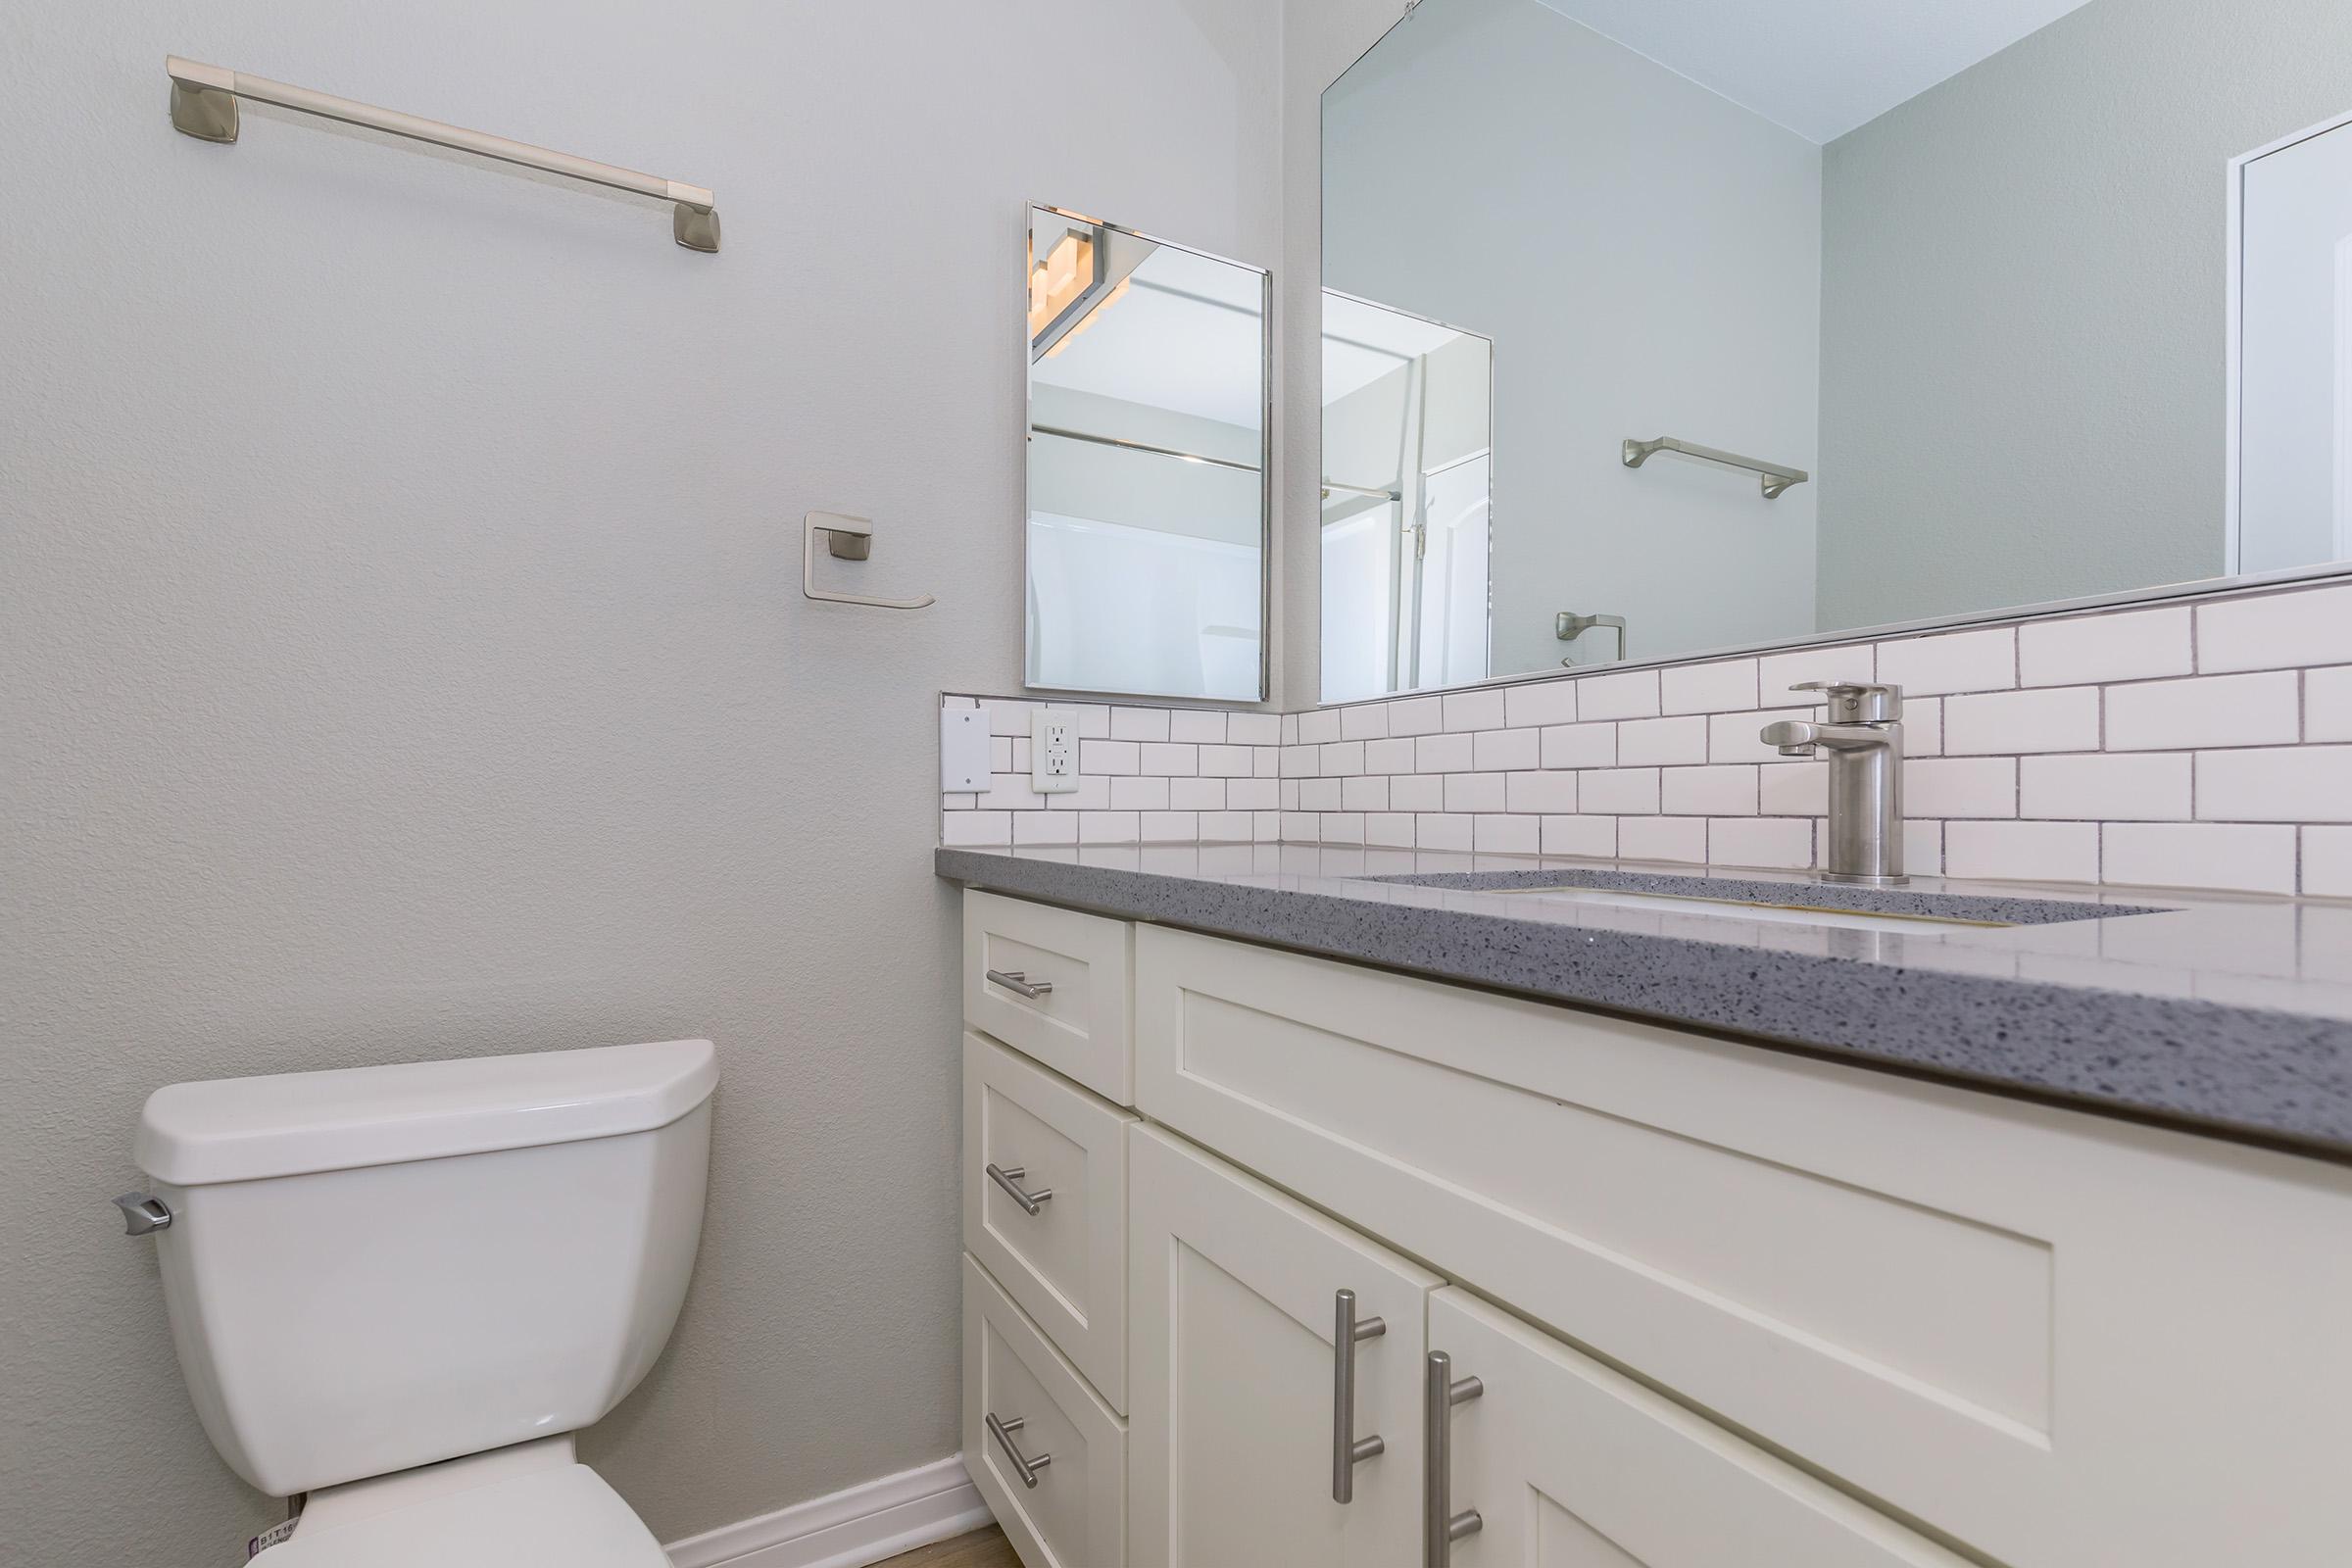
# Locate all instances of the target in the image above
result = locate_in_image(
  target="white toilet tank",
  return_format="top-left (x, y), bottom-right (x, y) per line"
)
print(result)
top-left (132, 1039), bottom-right (717, 1497)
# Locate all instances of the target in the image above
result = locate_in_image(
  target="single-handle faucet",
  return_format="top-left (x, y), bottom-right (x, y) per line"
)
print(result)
top-left (1759, 681), bottom-right (1906, 885)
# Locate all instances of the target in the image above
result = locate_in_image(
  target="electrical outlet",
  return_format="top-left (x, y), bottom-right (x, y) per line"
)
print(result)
top-left (940, 708), bottom-right (990, 792)
top-left (1032, 709), bottom-right (1079, 793)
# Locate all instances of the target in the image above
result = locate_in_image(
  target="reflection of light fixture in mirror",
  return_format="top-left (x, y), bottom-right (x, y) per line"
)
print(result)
top-left (1043, 277), bottom-right (1130, 359)
top-left (1028, 229), bottom-right (1096, 340)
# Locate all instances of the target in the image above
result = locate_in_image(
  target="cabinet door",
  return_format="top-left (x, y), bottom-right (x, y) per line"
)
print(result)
top-left (1129, 1125), bottom-right (1438, 1568)
top-left (1426, 1288), bottom-right (1962, 1568)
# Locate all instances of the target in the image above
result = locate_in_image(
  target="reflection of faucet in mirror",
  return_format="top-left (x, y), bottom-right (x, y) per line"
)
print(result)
top-left (1555, 611), bottom-right (1626, 665)
top-left (1760, 681), bottom-right (1905, 885)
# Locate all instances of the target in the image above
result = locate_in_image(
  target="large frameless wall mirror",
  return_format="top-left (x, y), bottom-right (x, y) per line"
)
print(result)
top-left (1025, 205), bottom-right (1271, 703)
top-left (1318, 0), bottom-right (2352, 704)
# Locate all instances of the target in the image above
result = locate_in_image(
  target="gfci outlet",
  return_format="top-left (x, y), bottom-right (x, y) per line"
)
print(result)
top-left (1032, 709), bottom-right (1079, 792)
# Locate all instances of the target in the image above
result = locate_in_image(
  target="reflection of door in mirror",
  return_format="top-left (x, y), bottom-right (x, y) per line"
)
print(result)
top-left (1319, 292), bottom-right (1494, 704)
top-left (1025, 206), bottom-right (1269, 703)
top-left (2237, 110), bottom-right (2352, 573)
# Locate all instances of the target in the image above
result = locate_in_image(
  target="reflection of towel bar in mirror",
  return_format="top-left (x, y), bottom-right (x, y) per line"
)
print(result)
top-left (164, 56), bottom-right (719, 251)
top-left (1322, 478), bottom-right (1404, 502)
top-left (803, 513), bottom-right (934, 611)
top-left (1556, 611), bottom-right (1627, 664)
top-left (1622, 436), bottom-right (1808, 500)
top-left (1029, 424), bottom-right (1261, 474)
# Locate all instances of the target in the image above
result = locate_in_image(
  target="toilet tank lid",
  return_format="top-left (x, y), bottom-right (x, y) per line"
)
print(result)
top-left (136, 1039), bottom-right (718, 1186)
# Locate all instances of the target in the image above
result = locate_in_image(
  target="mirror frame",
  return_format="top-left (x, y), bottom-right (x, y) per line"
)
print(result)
top-left (1024, 202), bottom-right (1273, 706)
top-left (1310, 5), bottom-right (2352, 709)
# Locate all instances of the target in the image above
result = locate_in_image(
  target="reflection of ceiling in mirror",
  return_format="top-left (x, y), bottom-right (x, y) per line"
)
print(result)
top-left (1031, 245), bottom-right (1265, 429)
top-left (1322, 293), bottom-right (1474, 404)
top-left (1524, 0), bottom-right (2095, 142)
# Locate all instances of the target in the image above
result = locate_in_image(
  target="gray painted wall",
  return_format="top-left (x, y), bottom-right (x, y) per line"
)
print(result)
top-left (0, 3), bottom-right (1276, 1562)
top-left (1318, 0), bottom-right (1822, 685)
top-left (1817, 0), bottom-right (2352, 629)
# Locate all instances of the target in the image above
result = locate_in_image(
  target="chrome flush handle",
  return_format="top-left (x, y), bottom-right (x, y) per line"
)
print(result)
top-left (1331, 1288), bottom-right (1388, 1503)
top-left (113, 1193), bottom-right (174, 1236)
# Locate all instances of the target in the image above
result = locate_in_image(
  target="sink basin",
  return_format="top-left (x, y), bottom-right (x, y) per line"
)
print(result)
top-left (1350, 869), bottom-right (2166, 932)
top-left (1477, 883), bottom-right (2012, 935)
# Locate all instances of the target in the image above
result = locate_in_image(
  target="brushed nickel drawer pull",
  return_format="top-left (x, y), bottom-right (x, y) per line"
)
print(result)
top-left (985, 1411), bottom-right (1053, 1489)
top-left (1332, 1288), bottom-right (1388, 1503)
top-left (1423, 1350), bottom-right (1485, 1565)
top-left (986, 1162), bottom-right (1054, 1216)
top-left (986, 967), bottom-right (1054, 1000)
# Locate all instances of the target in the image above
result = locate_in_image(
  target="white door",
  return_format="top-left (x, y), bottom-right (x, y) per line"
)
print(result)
top-left (1128, 1125), bottom-right (1437, 1568)
top-left (1426, 1288), bottom-right (1964, 1568)
top-left (2238, 112), bottom-right (2352, 571)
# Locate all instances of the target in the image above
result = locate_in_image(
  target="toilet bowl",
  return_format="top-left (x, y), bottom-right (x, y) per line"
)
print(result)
top-left (122, 1038), bottom-right (718, 1562)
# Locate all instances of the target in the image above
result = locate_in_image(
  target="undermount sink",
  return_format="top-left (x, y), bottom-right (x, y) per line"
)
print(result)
top-left (1352, 869), bottom-right (2166, 934)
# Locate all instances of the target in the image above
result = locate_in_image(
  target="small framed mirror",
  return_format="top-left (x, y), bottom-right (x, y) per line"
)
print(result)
top-left (1024, 205), bottom-right (1270, 703)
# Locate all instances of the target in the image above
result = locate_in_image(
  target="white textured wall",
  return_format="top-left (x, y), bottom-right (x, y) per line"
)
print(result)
top-left (0, 3), bottom-right (1276, 1562)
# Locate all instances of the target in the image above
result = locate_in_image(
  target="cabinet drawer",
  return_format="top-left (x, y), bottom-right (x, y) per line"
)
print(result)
top-left (965, 1031), bottom-right (1136, 1412)
top-left (1134, 924), bottom-right (2352, 1568)
top-left (1430, 1287), bottom-right (1960, 1567)
top-left (964, 1253), bottom-right (1126, 1568)
top-left (965, 890), bottom-right (1134, 1103)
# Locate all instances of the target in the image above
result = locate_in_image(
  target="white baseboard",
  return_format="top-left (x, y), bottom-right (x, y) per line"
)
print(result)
top-left (665, 1454), bottom-right (995, 1568)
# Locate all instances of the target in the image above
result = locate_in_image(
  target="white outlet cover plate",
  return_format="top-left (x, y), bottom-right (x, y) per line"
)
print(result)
top-left (1031, 709), bottom-right (1079, 793)
top-left (940, 708), bottom-right (991, 792)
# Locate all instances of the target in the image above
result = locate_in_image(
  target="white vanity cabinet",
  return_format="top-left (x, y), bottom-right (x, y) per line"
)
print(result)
top-left (958, 888), bottom-right (2352, 1568)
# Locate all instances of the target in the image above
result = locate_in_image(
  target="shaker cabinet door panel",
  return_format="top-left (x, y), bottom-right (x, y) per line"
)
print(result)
top-left (1127, 1124), bottom-right (1438, 1568)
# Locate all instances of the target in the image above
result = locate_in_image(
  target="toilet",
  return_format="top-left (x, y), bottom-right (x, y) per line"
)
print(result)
top-left (122, 1038), bottom-right (719, 1564)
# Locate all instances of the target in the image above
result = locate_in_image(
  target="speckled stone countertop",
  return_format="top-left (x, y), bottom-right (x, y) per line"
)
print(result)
top-left (936, 844), bottom-right (2352, 1159)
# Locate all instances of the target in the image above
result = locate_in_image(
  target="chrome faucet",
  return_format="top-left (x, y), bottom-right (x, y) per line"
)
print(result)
top-left (1759, 681), bottom-right (1906, 885)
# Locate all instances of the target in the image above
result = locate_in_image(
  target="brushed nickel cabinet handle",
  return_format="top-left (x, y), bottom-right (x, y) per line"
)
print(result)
top-left (986, 967), bottom-right (1054, 1000)
top-left (986, 1162), bottom-right (1054, 1216)
top-left (1331, 1288), bottom-right (1388, 1503)
top-left (1423, 1350), bottom-right (1485, 1566)
top-left (985, 1411), bottom-right (1053, 1489)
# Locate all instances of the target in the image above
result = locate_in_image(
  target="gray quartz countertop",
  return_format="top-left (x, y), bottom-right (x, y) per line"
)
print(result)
top-left (936, 843), bottom-right (2352, 1160)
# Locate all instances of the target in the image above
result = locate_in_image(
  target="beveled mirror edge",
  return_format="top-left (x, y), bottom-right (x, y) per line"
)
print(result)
top-left (1022, 202), bottom-right (1275, 709)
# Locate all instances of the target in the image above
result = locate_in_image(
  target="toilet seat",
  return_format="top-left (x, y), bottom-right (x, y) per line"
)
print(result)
top-left (263, 1463), bottom-right (669, 1567)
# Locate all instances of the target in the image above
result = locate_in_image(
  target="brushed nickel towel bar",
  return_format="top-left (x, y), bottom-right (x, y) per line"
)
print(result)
top-left (1622, 435), bottom-right (1808, 500)
top-left (803, 513), bottom-right (934, 612)
top-left (165, 56), bottom-right (719, 252)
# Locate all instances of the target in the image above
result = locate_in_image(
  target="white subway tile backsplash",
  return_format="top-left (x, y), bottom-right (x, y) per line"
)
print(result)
top-left (1503, 679), bottom-right (1578, 729)
top-left (2305, 828), bottom-right (2352, 897)
top-left (985, 700), bottom-right (1040, 736)
top-left (1169, 709), bottom-right (1227, 743)
top-left (1758, 760), bottom-right (1827, 816)
top-left (981, 773), bottom-right (1046, 811)
top-left (1416, 733), bottom-right (1474, 772)
top-left (1340, 704), bottom-right (1389, 740)
top-left (1416, 813), bottom-right (1473, 851)
top-left (1473, 727), bottom-right (1542, 771)
top-left (1617, 715), bottom-right (1708, 766)
top-left (1574, 669), bottom-right (1661, 720)
top-left (1661, 765), bottom-right (1758, 816)
top-left (1941, 687), bottom-right (2099, 756)
top-left (1111, 706), bottom-right (1171, 741)
top-left (1298, 778), bottom-right (1342, 811)
top-left (1170, 777), bottom-right (1226, 810)
top-left (1140, 811), bottom-right (1199, 844)
top-left (1903, 820), bottom-right (1943, 876)
top-left (1660, 659), bottom-right (1759, 715)
top-left (2197, 584), bottom-right (2352, 672)
top-left (2020, 753), bottom-right (2190, 821)
top-left (2309, 667), bottom-right (2352, 742)
top-left (1297, 708), bottom-right (1341, 745)
top-left (1905, 758), bottom-right (2017, 818)
top-left (1199, 744), bottom-right (1255, 777)
top-left (1318, 812), bottom-right (1365, 846)
top-left (1905, 697), bottom-right (1942, 757)
top-left (1047, 773), bottom-right (1110, 810)
top-left (1876, 627), bottom-right (2016, 695)
top-left (1227, 778), bottom-right (1279, 810)
top-left (1620, 815), bottom-right (1705, 863)
top-left (1319, 741), bottom-right (1364, 776)
top-left (1079, 738), bottom-right (1140, 775)
top-left (1387, 696), bottom-right (1445, 736)
top-left (1341, 775), bottom-right (1390, 811)
top-left (943, 810), bottom-right (1011, 846)
top-left (1580, 767), bottom-right (1660, 814)
top-left (1281, 744), bottom-right (1318, 777)
top-left (1227, 711), bottom-right (1282, 746)
top-left (1505, 770), bottom-right (1578, 813)
top-left (1474, 814), bottom-right (1540, 853)
top-left (1012, 811), bottom-right (1079, 845)
top-left (1541, 722), bottom-right (1616, 768)
top-left (2195, 747), bottom-right (2352, 823)
top-left (2018, 607), bottom-right (2191, 687)
top-left (2102, 822), bottom-right (2297, 895)
top-left (1543, 814), bottom-right (1616, 858)
top-left (2106, 672), bottom-right (2299, 751)
top-left (1365, 736), bottom-right (1416, 773)
top-left (1445, 773), bottom-right (1507, 812)
top-left (1365, 812), bottom-right (1416, 848)
top-left (1945, 821), bottom-right (2099, 884)
top-left (1140, 743), bottom-right (1199, 776)
top-left (1708, 816), bottom-right (1812, 870)
top-left (1390, 773), bottom-right (1444, 811)
top-left (1443, 688), bottom-right (1508, 732)
top-left (1200, 811), bottom-right (1253, 843)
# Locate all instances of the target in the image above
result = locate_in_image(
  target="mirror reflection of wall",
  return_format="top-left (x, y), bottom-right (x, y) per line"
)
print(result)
top-left (1320, 0), bottom-right (2352, 700)
top-left (1026, 207), bottom-right (1269, 702)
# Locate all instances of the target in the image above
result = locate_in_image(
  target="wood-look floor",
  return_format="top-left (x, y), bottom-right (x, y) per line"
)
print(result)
top-left (873, 1524), bottom-right (1019, 1568)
